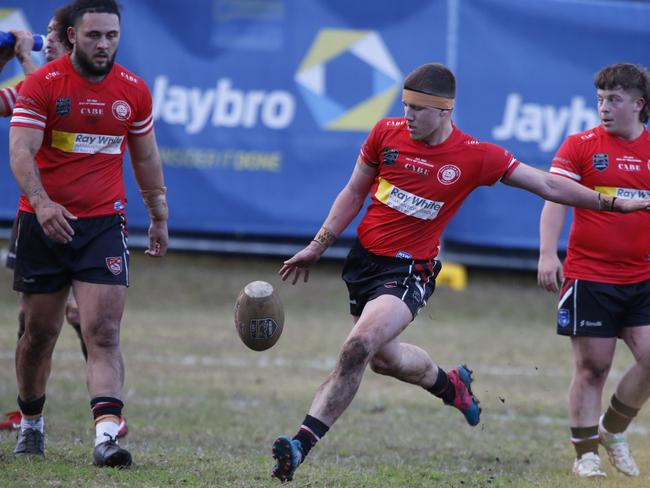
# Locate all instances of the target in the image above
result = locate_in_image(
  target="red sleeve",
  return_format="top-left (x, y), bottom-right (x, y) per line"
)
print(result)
top-left (9, 75), bottom-right (48, 131)
top-left (0, 80), bottom-right (21, 117)
top-left (549, 136), bottom-right (581, 181)
top-left (481, 142), bottom-right (519, 185)
top-left (359, 120), bottom-right (383, 168)
top-left (128, 81), bottom-right (153, 137)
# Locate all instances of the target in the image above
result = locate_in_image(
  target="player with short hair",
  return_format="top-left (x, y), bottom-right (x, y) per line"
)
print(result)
top-left (538, 63), bottom-right (650, 478)
top-left (271, 62), bottom-right (650, 483)
top-left (0, 4), bottom-right (126, 439)
top-left (9, 0), bottom-right (167, 467)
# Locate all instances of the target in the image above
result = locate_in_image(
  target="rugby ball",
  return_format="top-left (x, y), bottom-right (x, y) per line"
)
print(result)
top-left (234, 281), bottom-right (284, 351)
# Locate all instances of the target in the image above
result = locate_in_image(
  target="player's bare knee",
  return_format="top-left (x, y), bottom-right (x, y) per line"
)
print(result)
top-left (369, 355), bottom-right (396, 376)
top-left (634, 354), bottom-right (650, 373)
top-left (20, 320), bottom-right (59, 349)
top-left (84, 321), bottom-right (120, 350)
top-left (338, 337), bottom-right (371, 374)
top-left (577, 361), bottom-right (610, 384)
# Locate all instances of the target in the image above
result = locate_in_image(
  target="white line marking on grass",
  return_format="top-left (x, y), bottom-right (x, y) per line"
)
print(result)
top-left (0, 350), bottom-right (629, 379)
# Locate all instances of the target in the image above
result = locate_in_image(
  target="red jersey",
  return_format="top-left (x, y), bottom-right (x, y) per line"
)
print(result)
top-left (10, 55), bottom-right (153, 217)
top-left (0, 80), bottom-right (22, 116)
top-left (358, 118), bottom-right (519, 260)
top-left (550, 125), bottom-right (650, 284)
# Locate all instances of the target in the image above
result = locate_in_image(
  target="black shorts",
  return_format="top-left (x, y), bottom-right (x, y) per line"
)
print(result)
top-left (5, 217), bottom-right (18, 270)
top-left (13, 212), bottom-right (129, 294)
top-left (556, 278), bottom-right (650, 337)
top-left (342, 241), bottom-right (441, 319)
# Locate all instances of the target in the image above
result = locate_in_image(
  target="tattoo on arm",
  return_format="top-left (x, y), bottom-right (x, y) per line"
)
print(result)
top-left (24, 172), bottom-right (46, 205)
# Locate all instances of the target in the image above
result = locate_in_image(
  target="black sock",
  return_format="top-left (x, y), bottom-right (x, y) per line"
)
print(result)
top-left (17, 394), bottom-right (46, 416)
top-left (90, 397), bottom-right (123, 420)
top-left (293, 415), bottom-right (329, 459)
top-left (603, 394), bottom-right (639, 433)
top-left (426, 368), bottom-right (455, 404)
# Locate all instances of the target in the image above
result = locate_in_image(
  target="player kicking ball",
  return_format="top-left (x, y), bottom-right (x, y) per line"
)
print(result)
top-left (272, 62), bottom-right (650, 482)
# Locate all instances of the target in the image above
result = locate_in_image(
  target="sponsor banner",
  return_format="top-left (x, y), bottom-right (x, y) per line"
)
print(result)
top-left (0, 0), bottom-right (648, 253)
top-left (445, 0), bottom-right (650, 249)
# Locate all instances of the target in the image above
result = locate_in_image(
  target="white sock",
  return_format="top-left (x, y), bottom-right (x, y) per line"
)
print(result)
top-left (95, 420), bottom-right (120, 446)
top-left (21, 415), bottom-right (44, 433)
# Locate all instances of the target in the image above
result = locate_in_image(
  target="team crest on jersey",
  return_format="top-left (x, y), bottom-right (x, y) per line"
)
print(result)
top-left (112, 100), bottom-right (132, 121)
top-left (55, 97), bottom-right (71, 116)
top-left (383, 147), bottom-right (399, 166)
top-left (592, 153), bottom-right (609, 171)
top-left (437, 164), bottom-right (461, 185)
top-left (105, 257), bottom-right (123, 275)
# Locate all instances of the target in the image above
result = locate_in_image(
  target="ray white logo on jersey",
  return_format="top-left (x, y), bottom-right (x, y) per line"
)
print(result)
top-left (492, 93), bottom-right (599, 152)
top-left (51, 130), bottom-right (124, 154)
top-left (152, 76), bottom-right (296, 134)
top-left (376, 178), bottom-right (444, 220)
top-left (595, 186), bottom-right (650, 200)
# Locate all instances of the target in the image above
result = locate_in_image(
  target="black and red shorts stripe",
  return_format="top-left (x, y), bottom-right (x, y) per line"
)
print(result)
top-left (342, 241), bottom-right (441, 319)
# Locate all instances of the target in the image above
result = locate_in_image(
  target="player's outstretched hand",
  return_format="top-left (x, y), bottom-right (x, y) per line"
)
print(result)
top-left (145, 220), bottom-right (168, 257)
top-left (617, 198), bottom-right (650, 213)
top-left (537, 254), bottom-right (563, 293)
top-left (279, 241), bottom-right (325, 285)
top-left (35, 200), bottom-right (77, 244)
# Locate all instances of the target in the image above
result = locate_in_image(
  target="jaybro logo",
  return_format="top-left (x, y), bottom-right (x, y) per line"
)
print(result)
top-left (112, 100), bottom-right (132, 121)
top-left (105, 257), bottom-right (123, 275)
top-left (437, 165), bottom-right (461, 185)
top-left (295, 29), bottom-right (401, 131)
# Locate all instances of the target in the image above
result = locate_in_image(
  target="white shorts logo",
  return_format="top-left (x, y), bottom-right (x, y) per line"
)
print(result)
top-left (112, 100), bottom-right (132, 121)
top-left (437, 164), bottom-right (461, 185)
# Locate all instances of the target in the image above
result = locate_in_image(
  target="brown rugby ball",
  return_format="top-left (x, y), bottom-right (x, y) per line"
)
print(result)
top-left (234, 281), bottom-right (284, 351)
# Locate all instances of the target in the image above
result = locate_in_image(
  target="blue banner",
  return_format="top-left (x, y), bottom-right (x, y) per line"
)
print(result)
top-left (1, 0), bottom-right (649, 252)
top-left (447, 0), bottom-right (650, 249)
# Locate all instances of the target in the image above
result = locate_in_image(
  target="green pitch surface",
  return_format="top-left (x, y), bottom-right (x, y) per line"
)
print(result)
top-left (0, 252), bottom-right (648, 487)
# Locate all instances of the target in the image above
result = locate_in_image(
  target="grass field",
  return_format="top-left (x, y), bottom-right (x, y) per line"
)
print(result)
top-left (0, 250), bottom-right (649, 487)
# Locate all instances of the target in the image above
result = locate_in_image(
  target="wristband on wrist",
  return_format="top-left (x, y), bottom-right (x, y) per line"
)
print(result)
top-left (598, 193), bottom-right (616, 212)
top-left (312, 226), bottom-right (336, 249)
top-left (141, 185), bottom-right (168, 221)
